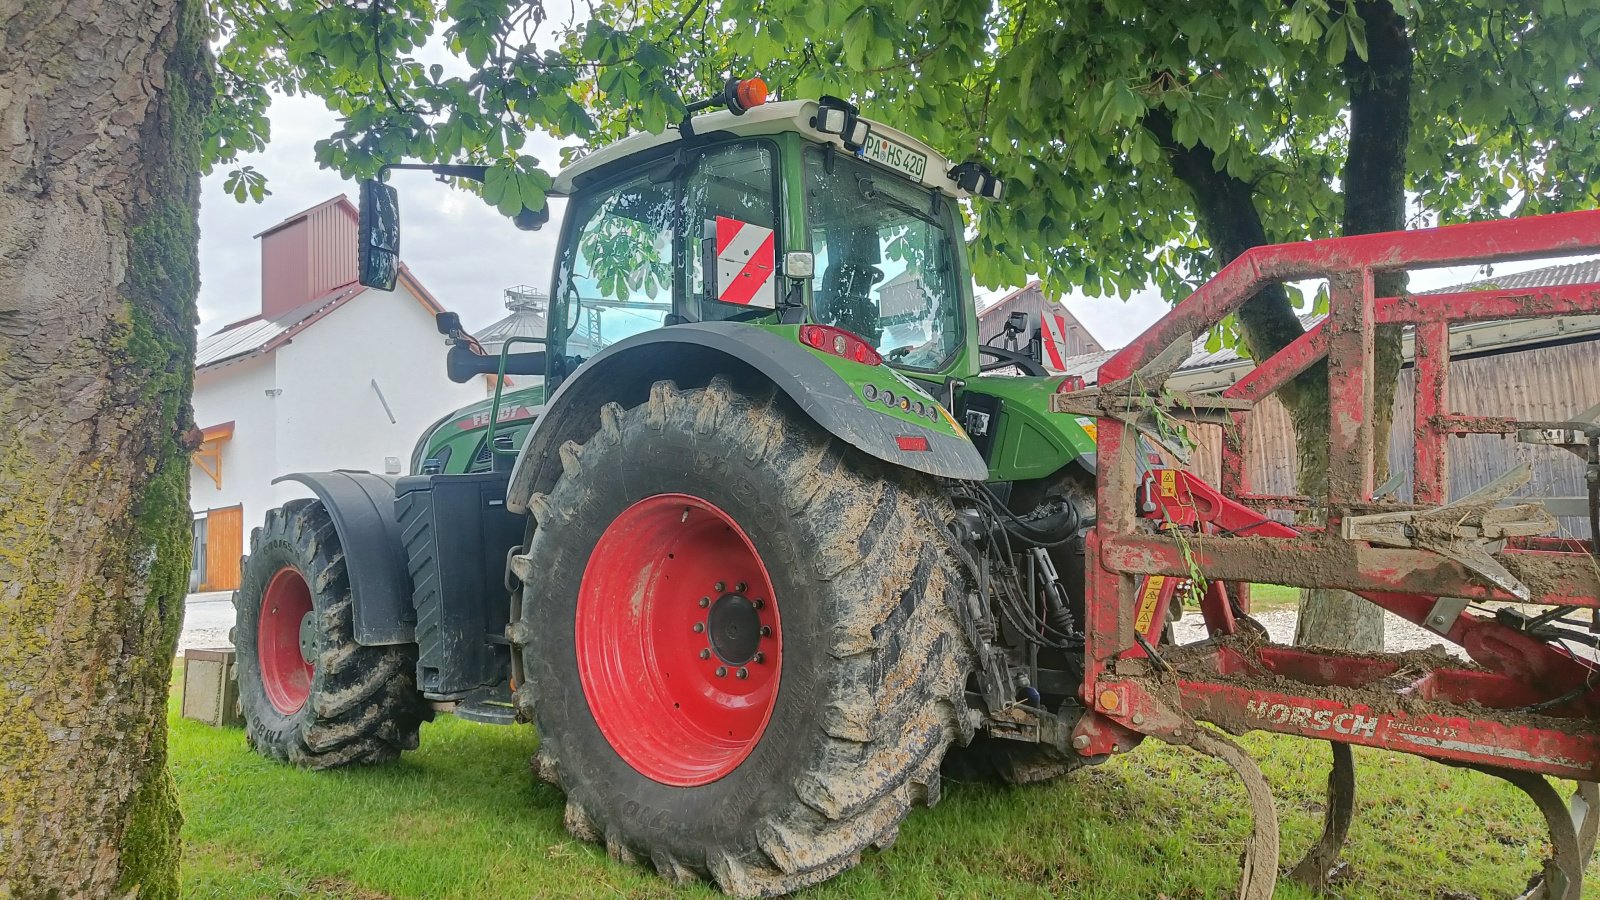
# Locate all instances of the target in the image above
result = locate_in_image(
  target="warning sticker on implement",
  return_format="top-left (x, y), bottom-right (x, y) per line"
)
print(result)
top-left (714, 216), bottom-right (776, 308)
top-left (1133, 576), bottom-right (1166, 634)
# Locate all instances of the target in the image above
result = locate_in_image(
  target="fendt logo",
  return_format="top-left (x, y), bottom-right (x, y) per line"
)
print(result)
top-left (1246, 699), bottom-right (1379, 738)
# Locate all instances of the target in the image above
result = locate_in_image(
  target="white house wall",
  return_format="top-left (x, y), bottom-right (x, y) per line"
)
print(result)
top-left (189, 353), bottom-right (280, 524)
top-left (270, 285), bottom-right (485, 506)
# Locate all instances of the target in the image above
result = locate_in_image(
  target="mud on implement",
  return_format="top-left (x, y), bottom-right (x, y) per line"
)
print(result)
top-left (1057, 208), bottom-right (1600, 899)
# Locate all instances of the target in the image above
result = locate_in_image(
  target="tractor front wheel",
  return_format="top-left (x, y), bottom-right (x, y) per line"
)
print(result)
top-left (517, 378), bottom-right (974, 896)
top-left (234, 500), bottom-right (427, 768)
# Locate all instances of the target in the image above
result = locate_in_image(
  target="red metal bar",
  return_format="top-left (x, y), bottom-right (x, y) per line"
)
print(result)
top-left (1098, 208), bottom-right (1600, 383)
top-left (1223, 319), bottom-right (1331, 404)
top-left (1102, 533), bottom-right (1600, 606)
top-left (1197, 579), bottom-right (1239, 637)
top-left (1324, 269), bottom-right (1377, 505)
top-left (1378, 283), bottom-right (1600, 325)
top-left (1176, 679), bottom-right (1600, 781)
top-left (1412, 320), bottom-right (1450, 505)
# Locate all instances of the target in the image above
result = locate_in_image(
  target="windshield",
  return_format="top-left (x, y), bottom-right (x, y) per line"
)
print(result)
top-left (804, 148), bottom-right (962, 371)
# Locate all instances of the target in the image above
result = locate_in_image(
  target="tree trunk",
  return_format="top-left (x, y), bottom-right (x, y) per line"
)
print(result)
top-left (1293, 0), bottom-right (1412, 651)
top-left (1149, 2), bottom-right (1412, 652)
top-left (0, 1), bottom-right (209, 896)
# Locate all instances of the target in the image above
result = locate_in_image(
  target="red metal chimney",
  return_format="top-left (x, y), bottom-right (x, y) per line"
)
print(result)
top-left (256, 196), bottom-right (359, 319)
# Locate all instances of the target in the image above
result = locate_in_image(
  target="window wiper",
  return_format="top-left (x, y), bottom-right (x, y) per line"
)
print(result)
top-left (854, 174), bottom-right (939, 226)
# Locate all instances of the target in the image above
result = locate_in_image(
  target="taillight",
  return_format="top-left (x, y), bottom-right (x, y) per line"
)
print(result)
top-left (895, 435), bottom-right (930, 452)
top-left (800, 324), bottom-right (882, 365)
top-left (1056, 375), bottom-right (1086, 393)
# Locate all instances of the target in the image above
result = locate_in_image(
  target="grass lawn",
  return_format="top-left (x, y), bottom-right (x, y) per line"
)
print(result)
top-left (169, 669), bottom-right (1593, 899)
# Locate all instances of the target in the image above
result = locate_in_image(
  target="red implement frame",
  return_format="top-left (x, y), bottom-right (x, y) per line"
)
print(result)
top-left (1060, 210), bottom-right (1600, 897)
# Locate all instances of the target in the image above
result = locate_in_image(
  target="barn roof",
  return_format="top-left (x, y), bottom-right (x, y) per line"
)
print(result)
top-left (1056, 259), bottom-right (1600, 388)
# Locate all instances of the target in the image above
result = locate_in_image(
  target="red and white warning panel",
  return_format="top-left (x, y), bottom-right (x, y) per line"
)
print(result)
top-left (715, 216), bottom-right (776, 308)
top-left (1037, 312), bottom-right (1073, 370)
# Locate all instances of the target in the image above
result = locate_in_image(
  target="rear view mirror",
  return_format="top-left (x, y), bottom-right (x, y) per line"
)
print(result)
top-left (513, 205), bottom-right (550, 231)
top-left (435, 311), bottom-right (463, 337)
top-left (358, 179), bottom-right (400, 291)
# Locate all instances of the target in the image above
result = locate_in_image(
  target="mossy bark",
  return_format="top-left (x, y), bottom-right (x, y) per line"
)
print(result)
top-left (0, 0), bottom-right (210, 895)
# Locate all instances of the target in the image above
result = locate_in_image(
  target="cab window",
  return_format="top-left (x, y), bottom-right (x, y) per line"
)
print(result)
top-left (684, 144), bottom-right (780, 319)
top-left (556, 173), bottom-right (676, 358)
top-left (803, 148), bottom-right (962, 371)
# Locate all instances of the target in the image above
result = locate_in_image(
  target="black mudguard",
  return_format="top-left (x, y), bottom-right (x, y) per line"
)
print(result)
top-left (273, 471), bottom-right (414, 646)
top-left (505, 322), bottom-right (988, 514)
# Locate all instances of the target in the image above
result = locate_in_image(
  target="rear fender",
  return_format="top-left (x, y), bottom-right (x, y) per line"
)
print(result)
top-left (273, 471), bottom-right (413, 645)
top-left (505, 322), bottom-right (988, 514)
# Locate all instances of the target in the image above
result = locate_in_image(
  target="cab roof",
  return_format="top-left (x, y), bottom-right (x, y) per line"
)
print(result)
top-left (552, 99), bottom-right (967, 199)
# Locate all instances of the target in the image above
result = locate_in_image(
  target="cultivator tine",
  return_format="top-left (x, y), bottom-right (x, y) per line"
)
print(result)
top-left (1287, 742), bottom-right (1355, 891)
top-left (1472, 767), bottom-right (1595, 900)
top-left (1175, 726), bottom-right (1280, 900)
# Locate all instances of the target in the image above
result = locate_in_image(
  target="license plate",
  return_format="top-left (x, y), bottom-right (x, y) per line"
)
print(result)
top-left (862, 133), bottom-right (928, 182)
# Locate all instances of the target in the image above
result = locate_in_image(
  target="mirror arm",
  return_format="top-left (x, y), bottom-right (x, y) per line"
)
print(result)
top-left (380, 162), bottom-right (490, 183)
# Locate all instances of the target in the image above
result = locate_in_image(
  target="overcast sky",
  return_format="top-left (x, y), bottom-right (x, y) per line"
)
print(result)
top-left (194, 91), bottom-right (1182, 347)
top-left (197, 93), bottom-right (1558, 349)
top-left (196, 93), bottom-right (570, 336)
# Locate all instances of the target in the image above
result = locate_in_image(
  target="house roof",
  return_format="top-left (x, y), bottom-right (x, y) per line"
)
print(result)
top-left (198, 194), bottom-right (448, 374)
top-left (196, 263), bottom-right (445, 373)
top-left (1056, 258), bottom-right (1600, 387)
top-left (196, 282), bottom-right (366, 370)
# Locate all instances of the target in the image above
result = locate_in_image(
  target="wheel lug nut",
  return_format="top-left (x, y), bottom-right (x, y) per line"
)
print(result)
top-left (754, 652), bottom-right (765, 664)
top-left (715, 666), bottom-right (727, 678)
top-left (699, 649), bottom-right (711, 660)
top-left (714, 582), bottom-right (725, 592)
top-left (736, 668), bottom-right (748, 680)
top-left (735, 582), bottom-right (746, 593)
top-left (760, 626), bottom-right (771, 637)
top-left (752, 598), bottom-right (763, 609)
top-left (693, 622), bottom-right (705, 633)
top-left (698, 597), bottom-right (709, 608)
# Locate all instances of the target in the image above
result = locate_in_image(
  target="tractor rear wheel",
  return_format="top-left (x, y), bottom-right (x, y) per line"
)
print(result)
top-left (234, 500), bottom-right (427, 768)
top-left (515, 377), bottom-right (974, 896)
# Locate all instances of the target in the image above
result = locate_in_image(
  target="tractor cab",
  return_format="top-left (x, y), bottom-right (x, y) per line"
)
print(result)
top-left (534, 91), bottom-right (995, 387)
top-left (369, 86), bottom-right (1077, 483)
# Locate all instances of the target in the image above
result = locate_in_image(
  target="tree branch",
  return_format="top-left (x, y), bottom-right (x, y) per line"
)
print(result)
top-left (1141, 108), bottom-right (1305, 365)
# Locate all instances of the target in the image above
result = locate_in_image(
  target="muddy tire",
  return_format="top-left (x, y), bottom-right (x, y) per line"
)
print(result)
top-left (234, 500), bottom-right (427, 768)
top-left (515, 377), bottom-right (975, 897)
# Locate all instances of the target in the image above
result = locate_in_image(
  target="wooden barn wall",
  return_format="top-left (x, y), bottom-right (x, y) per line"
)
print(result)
top-left (1184, 339), bottom-right (1595, 537)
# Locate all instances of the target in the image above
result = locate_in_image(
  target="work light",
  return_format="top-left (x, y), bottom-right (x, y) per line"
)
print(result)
top-left (813, 95), bottom-right (870, 151)
top-left (949, 162), bottom-right (1005, 200)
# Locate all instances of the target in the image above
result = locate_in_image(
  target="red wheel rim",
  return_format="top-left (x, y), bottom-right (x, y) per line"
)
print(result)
top-left (576, 493), bottom-right (782, 786)
top-left (259, 566), bottom-right (315, 714)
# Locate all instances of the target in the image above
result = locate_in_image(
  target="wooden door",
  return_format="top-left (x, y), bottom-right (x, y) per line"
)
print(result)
top-left (201, 505), bottom-right (243, 591)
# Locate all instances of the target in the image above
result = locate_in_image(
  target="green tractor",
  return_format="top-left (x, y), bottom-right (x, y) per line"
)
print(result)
top-left (234, 82), bottom-right (1108, 895)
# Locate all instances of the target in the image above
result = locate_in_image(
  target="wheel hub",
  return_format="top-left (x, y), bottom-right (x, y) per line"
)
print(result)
top-left (298, 610), bottom-right (317, 665)
top-left (707, 592), bottom-right (761, 665)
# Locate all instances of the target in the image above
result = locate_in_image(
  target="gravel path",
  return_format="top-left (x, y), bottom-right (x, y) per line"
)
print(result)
top-left (179, 591), bottom-right (234, 653)
top-left (1171, 605), bottom-right (1467, 657)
